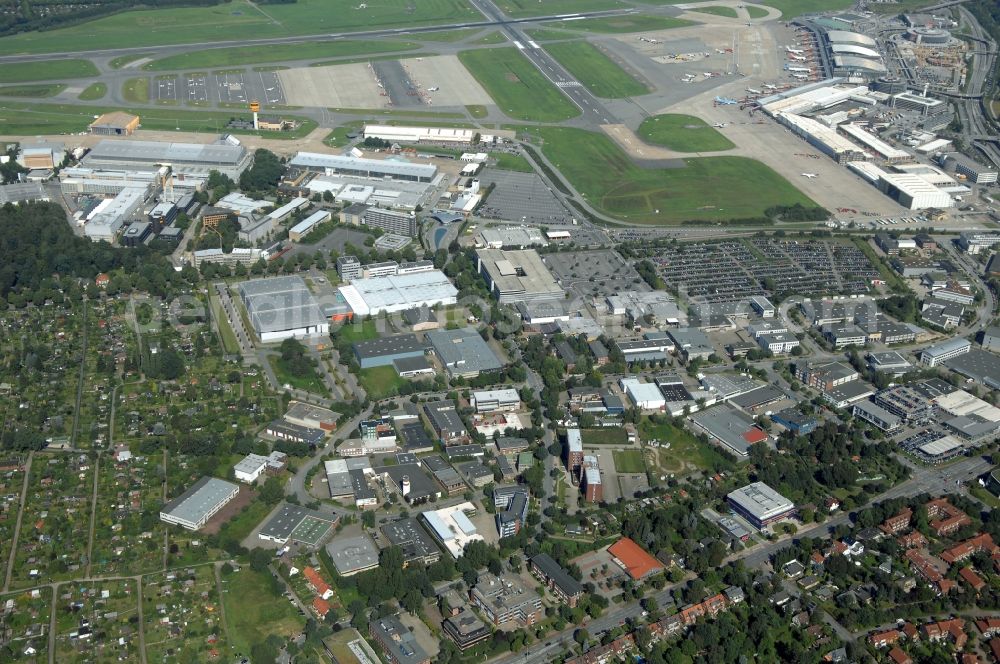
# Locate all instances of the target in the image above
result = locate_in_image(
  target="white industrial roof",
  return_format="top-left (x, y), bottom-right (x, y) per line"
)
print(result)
top-left (830, 44), bottom-right (882, 58)
top-left (833, 55), bottom-right (887, 73)
top-left (848, 161), bottom-right (889, 183)
top-left (917, 434), bottom-right (963, 457)
top-left (934, 390), bottom-right (1000, 422)
top-left (621, 378), bottom-right (665, 406)
top-left (727, 482), bottom-right (794, 520)
top-left (289, 210), bottom-right (330, 235)
top-left (778, 112), bottom-right (864, 156)
top-left (85, 139), bottom-right (247, 165)
top-left (289, 152), bottom-right (437, 179)
top-left (338, 270), bottom-right (458, 316)
top-left (838, 124), bottom-right (911, 160)
top-left (826, 30), bottom-right (877, 47)
top-left (567, 428), bottom-right (582, 453)
top-left (422, 502), bottom-right (484, 558)
top-left (267, 196), bottom-right (308, 220)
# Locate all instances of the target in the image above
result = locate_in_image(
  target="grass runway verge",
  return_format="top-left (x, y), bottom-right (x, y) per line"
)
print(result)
top-left (533, 126), bottom-right (814, 224)
top-left (637, 114), bottom-right (735, 152)
top-left (459, 47), bottom-right (579, 122)
top-left (544, 41), bottom-right (647, 99)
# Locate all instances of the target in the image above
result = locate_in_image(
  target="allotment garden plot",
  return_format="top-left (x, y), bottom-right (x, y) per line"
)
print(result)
top-left (54, 579), bottom-right (139, 663)
top-left (142, 566), bottom-right (228, 662)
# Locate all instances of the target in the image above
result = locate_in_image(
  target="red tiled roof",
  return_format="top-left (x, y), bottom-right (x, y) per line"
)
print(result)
top-left (608, 537), bottom-right (665, 581)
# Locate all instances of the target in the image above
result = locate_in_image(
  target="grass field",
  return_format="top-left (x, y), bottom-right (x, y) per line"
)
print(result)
top-left (334, 318), bottom-right (380, 343)
top-left (358, 365), bottom-right (408, 400)
top-left (467, 104), bottom-right (488, 119)
top-left (494, 152), bottom-right (534, 172)
top-left (224, 568), bottom-right (304, 655)
top-left (612, 449), bottom-right (646, 474)
top-left (525, 27), bottom-right (578, 41)
top-left (497, 0), bottom-right (625, 18)
top-left (688, 6), bottom-right (739, 18)
top-left (0, 84), bottom-right (65, 98)
top-left (329, 107), bottom-right (466, 118)
top-left (78, 82), bottom-right (107, 100)
top-left (559, 15), bottom-right (694, 32)
top-left (640, 418), bottom-right (735, 474)
top-left (407, 28), bottom-right (482, 42)
top-left (544, 41), bottom-right (647, 98)
top-left (746, 5), bottom-right (770, 19)
top-left (324, 122), bottom-right (364, 147)
top-left (0, 99), bottom-right (316, 137)
top-left (122, 77), bottom-right (148, 103)
top-left (0, 59), bottom-right (98, 83)
top-left (580, 428), bottom-right (627, 445)
top-left (534, 126), bottom-right (813, 223)
top-left (109, 53), bottom-right (151, 69)
top-left (0, 0), bottom-right (478, 55)
top-left (637, 113), bottom-right (735, 152)
top-left (475, 31), bottom-right (509, 45)
top-left (459, 47), bottom-right (579, 122)
top-left (145, 39), bottom-right (420, 70)
top-left (273, 355), bottom-right (328, 395)
top-left (756, 0), bottom-right (852, 18)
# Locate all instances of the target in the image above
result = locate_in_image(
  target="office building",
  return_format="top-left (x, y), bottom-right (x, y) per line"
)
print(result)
top-left (421, 503), bottom-right (484, 558)
top-left (160, 477), bottom-right (239, 531)
top-left (921, 337), bottom-right (972, 366)
top-left (475, 248), bottom-right (564, 304)
top-left (470, 573), bottom-right (543, 626)
top-left (470, 388), bottom-right (521, 413)
top-left (363, 208), bottom-right (417, 237)
top-left (369, 615), bottom-right (430, 664)
top-left (941, 152), bottom-right (998, 185)
top-left (381, 517), bottom-right (441, 566)
top-left (727, 482), bottom-right (796, 529)
top-left (494, 485), bottom-right (528, 538)
top-left (530, 554), bottom-right (584, 607)
top-left (581, 455), bottom-right (602, 503)
top-left (566, 428), bottom-right (583, 473)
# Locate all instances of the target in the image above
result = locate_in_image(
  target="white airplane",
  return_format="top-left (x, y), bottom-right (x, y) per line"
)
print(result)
top-left (801, 173), bottom-right (818, 179)
top-left (703, 72), bottom-right (715, 78)
top-left (746, 87), bottom-right (761, 94)
top-left (713, 122), bottom-right (729, 128)
top-left (764, 84), bottom-right (778, 90)
top-left (428, 86), bottom-right (439, 92)
top-left (789, 54), bottom-right (806, 61)
top-left (785, 46), bottom-right (803, 54)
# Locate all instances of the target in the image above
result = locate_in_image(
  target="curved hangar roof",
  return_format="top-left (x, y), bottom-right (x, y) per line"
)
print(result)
top-left (830, 43), bottom-right (881, 59)
top-left (826, 30), bottom-right (877, 47)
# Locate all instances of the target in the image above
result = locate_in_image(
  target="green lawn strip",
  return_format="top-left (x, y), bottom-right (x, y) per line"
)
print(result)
top-left (525, 27), bottom-right (580, 41)
top-left (497, 0), bottom-right (625, 18)
top-left (223, 567), bottom-right (305, 655)
top-left (852, 236), bottom-right (908, 291)
top-left (272, 355), bottom-right (328, 395)
top-left (474, 31), bottom-right (508, 44)
top-left (637, 113), bottom-right (736, 152)
top-left (580, 428), bottom-right (627, 445)
top-left (144, 39), bottom-right (420, 70)
top-left (612, 449), bottom-right (646, 473)
top-left (746, 5), bottom-right (770, 19)
top-left (466, 104), bottom-right (488, 119)
top-left (554, 15), bottom-right (694, 33)
top-left (0, 99), bottom-right (316, 138)
top-left (122, 77), bottom-right (149, 103)
top-left (329, 107), bottom-right (466, 119)
top-left (324, 122), bottom-right (365, 147)
top-left (534, 126), bottom-right (813, 223)
top-left (0, 59), bottom-right (98, 83)
top-left (357, 365), bottom-right (408, 400)
top-left (0, 0), bottom-right (479, 56)
top-left (78, 82), bottom-right (107, 100)
top-left (494, 152), bottom-right (534, 172)
top-left (109, 53), bottom-right (152, 69)
top-left (544, 41), bottom-right (647, 98)
top-left (210, 295), bottom-right (241, 355)
top-left (750, 0), bottom-right (852, 18)
top-left (407, 28), bottom-right (482, 42)
top-left (0, 84), bottom-right (65, 98)
top-left (687, 6), bottom-right (739, 18)
top-left (459, 47), bottom-right (579, 122)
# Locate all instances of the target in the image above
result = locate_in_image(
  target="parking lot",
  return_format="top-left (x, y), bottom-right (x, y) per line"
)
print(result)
top-left (647, 237), bottom-right (879, 303)
top-left (545, 249), bottom-right (645, 299)
top-left (149, 68), bottom-right (286, 105)
top-left (475, 169), bottom-right (572, 225)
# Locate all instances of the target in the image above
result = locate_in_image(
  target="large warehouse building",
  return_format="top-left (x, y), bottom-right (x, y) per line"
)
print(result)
top-left (82, 139), bottom-right (253, 178)
top-left (288, 152), bottom-right (437, 183)
top-left (727, 482), bottom-right (795, 530)
top-left (363, 124), bottom-right (476, 144)
top-left (476, 248), bottom-right (564, 305)
top-left (338, 270), bottom-right (458, 317)
top-left (160, 476), bottom-right (240, 531)
top-left (237, 276), bottom-right (330, 342)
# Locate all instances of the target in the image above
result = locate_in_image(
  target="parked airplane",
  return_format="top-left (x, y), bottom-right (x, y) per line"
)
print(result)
top-left (785, 46), bottom-right (803, 54)
top-left (713, 122), bottom-right (729, 128)
top-left (788, 54), bottom-right (806, 61)
top-left (746, 88), bottom-right (761, 94)
top-left (764, 84), bottom-right (778, 90)
top-left (801, 173), bottom-right (818, 178)
top-left (427, 87), bottom-right (439, 92)
top-left (714, 96), bottom-right (738, 105)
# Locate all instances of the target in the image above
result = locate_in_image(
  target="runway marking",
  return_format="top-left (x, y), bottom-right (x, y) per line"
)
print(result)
top-left (514, 40), bottom-right (525, 49)
top-left (528, 40), bottom-right (540, 49)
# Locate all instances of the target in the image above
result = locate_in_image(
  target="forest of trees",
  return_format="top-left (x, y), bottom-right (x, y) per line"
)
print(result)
top-left (0, 202), bottom-right (181, 301)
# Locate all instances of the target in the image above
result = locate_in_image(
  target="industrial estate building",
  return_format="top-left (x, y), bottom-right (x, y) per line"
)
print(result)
top-left (289, 152), bottom-right (437, 183)
top-left (476, 249), bottom-right (564, 305)
top-left (727, 482), bottom-right (796, 530)
top-left (426, 327), bottom-right (503, 378)
top-left (338, 270), bottom-right (458, 317)
top-left (88, 112), bottom-right (140, 136)
top-left (238, 276), bottom-right (330, 342)
top-left (82, 139), bottom-right (253, 178)
top-left (159, 477), bottom-right (240, 531)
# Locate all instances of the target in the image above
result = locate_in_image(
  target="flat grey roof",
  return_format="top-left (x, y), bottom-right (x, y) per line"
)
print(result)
top-left (373, 463), bottom-right (439, 500)
top-left (381, 517), bottom-right (440, 561)
top-left (353, 333), bottom-right (425, 359)
top-left (727, 482), bottom-right (794, 520)
top-left (259, 503), bottom-right (338, 543)
top-left (476, 248), bottom-right (563, 299)
top-left (85, 139), bottom-right (247, 165)
top-left (161, 476), bottom-right (238, 525)
top-left (531, 553), bottom-right (584, 597)
top-left (370, 615), bottom-right (429, 664)
top-left (426, 327), bottom-right (503, 375)
top-left (326, 534), bottom-right (380, 575)
top-left (238, 276), bottom-right (327, 334)
top-left (289, 152), bottom-right (437, 178)
top-left (945, 348), bottom-right (1000, 387)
